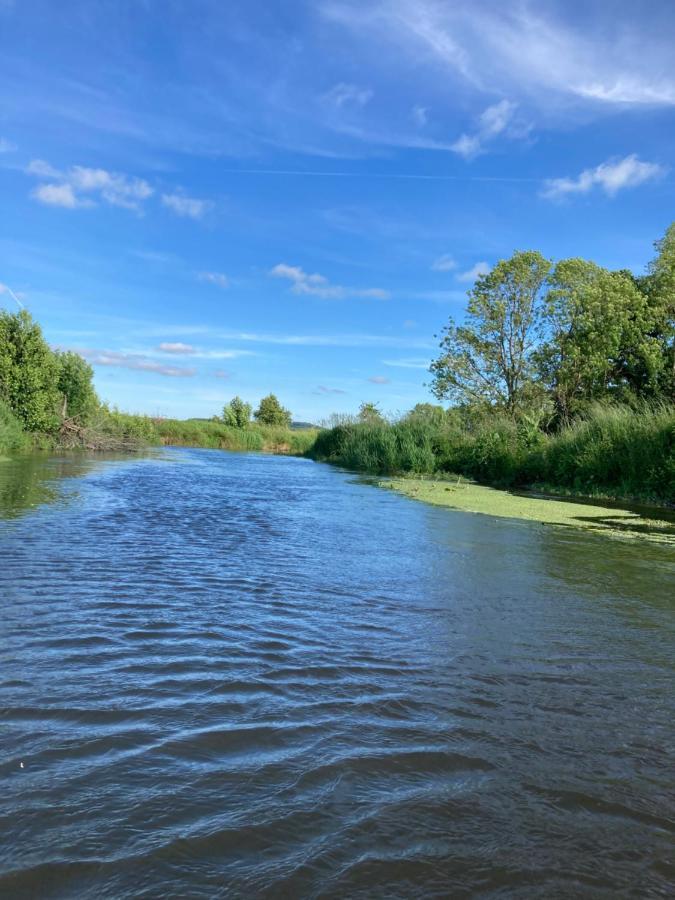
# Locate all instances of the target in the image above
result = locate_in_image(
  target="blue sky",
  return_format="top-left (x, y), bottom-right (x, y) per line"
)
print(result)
top-left (1, 0), bottom-right (674, 422)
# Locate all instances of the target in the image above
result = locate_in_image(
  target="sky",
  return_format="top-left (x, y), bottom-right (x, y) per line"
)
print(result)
top-left (1, 0), bottom-right (674, 422)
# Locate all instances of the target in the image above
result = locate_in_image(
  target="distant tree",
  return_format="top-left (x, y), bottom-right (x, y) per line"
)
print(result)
top-left (254, 394), bottom-right (291, 427)
top-left (222, 396), bottom-right (251, 428)
top-left (0, 309), bottom-right (60, 431)
top-left (535, 260), bottom-right (660, 421)
top-left (55, 350), bottom-right (98, 420)
top-left (358, 402), bottom-right (385, 425)
top-left (430, 251), bottom-right (551, 413)
top-left (403, 403), bottom-right (446, 426)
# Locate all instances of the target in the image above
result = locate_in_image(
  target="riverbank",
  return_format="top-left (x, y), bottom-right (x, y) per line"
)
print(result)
top-left (154, 418), bottom-right (317, 454)
top-left (381, 476), bottom-right (675, 544)
top-left (309, 404), bottom-right (675, 508)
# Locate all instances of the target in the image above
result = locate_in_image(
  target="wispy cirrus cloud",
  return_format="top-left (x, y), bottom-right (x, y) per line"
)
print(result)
top-left (317, 384), bottom-right (347, 394)
top-left (27, 159), bottom-right (153, 210)
top-left (157, 342), bottom-right (196, 354)
top-left (451, 100), bottom-right (529, 160)
top-left (382, 357), bottom-right (430, 369)
top-left (323, 1), bottom-right (675, 110)
top-left (161, 192), bottom-right (211, 219)
top-left (322, 82), bottom-right (373, 108)
top-left (79, 349), bottom-right (196, 377)
top-left (368, 375), bottom-right (390, 384)
top-left (542, 154), bottom-right (665, 199)
top-left (270, 263), bottom-right (389, 299)
top-left (0, 137), bottom-right (16, 153)
top-left (198, 271), bottom-right (229, 288)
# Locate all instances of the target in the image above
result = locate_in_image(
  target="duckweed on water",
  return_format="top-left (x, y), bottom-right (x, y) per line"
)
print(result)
top-left (382, 477), bottom-right (675, 545)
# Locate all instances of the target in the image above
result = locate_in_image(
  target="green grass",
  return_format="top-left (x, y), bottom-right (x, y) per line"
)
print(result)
top-left (309, 403), bottom-right (675, 506)
top-left (155, 418), bottom-right (318, 455)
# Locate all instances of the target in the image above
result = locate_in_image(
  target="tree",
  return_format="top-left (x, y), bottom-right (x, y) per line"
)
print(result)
top-left (0, 309), bottom-right (60, 431)
top-left (358, 402), bottom-right (385, 425)
top-left (253, 394), bottom-right (291, 427)
top-left (641, 222), bottom-right (675, 399)
top-left (222, 396), bottom-right (252, 428)
top-left (403, 403), bottom-right (446, 426)
top-left (55, 350), bottom-right (98, 420)
top-left (536, 260), bottom-right (660, 421)
top-left (430, 251), bottom-right (551, 413)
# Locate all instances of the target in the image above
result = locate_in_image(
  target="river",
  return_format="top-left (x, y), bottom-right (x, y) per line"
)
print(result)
top-left (1, 448), bottom-right (673, 898)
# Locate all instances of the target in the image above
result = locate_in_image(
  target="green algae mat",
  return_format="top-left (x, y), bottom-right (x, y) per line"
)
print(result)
top-left (381, 478), bottom-right (675, 545)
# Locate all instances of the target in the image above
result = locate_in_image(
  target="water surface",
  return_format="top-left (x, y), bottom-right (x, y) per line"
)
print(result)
top-left (1, 449), bottom-right (673, 898)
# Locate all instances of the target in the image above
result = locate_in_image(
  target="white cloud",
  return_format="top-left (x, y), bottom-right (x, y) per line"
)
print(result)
top-left (325, 2), bottom-right (675, 110)
top-left (158, 342), bottom-right (195, 354)
top-left (368, 375), bottom-right (390, 384)
top-left (27, 159), bottom-right (153, 210)
top-left (79, 349), bottom-right (196, 377)
top-left (317, 385), bottom-right (347, 394)
top-left (32, 182), bottom-right (84, 209)
top-left (323, 82), bottom-right (373, 108)
top-left (457, 261), bottom-right (490, 282)
top-left (198, 271), bottom-right (229, 288)
top-left (161, 192), bottom-right (211, 219)
top-left (0, 137), bottom-right (16, 153)
top-left (451, 99), bottom-right (523, 160)
top-left (431, 253), bottom-right (456, 272)
top-left (270, 263), bottom-right (389, 300)
top-left (542, 154), bottom-right (665, 199)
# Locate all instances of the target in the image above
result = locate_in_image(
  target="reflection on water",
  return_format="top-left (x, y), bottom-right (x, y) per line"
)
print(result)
top-left (0, 448), bottom-right (673, 899)
top-left (0, 453), bottom-right (145, 519)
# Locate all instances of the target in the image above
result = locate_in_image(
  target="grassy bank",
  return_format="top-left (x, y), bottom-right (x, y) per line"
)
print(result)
top-left (154, 418), bottom-right (318, 455)
top-left (382, 477), bottom-right (675, 545)
top-left (309, 404), bottom-right (675, 507)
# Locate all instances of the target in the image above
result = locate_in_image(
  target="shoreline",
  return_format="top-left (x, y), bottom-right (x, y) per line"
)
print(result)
top-left (380, 476), bottom-right (675, 545)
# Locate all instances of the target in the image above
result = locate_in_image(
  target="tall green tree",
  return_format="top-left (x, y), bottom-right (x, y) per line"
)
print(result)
top-left (642, 222), bottom-right (675, 399)
top-left (222, 396), bottom-right (251, 428)
top-left (430, 251), bottom-right (551, 412)
top-left (55, 350), bottom-right (98, 420)
top-left (0, 309), bottom-right (60, 431)
top-left (536, 260), bottom-right (660, 421)
top-left (253, 394), bottom-right (291, 427)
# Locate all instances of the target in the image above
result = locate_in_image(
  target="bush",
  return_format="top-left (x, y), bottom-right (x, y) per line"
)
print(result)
top-left (0, 399), bottom-right (27, 454)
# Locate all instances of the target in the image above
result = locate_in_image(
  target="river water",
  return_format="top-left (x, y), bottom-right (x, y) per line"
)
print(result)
top-left (1, 449), bottom-right (673, 898)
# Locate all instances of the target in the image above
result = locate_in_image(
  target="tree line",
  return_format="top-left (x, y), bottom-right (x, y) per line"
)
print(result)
top-left (429, 222), bottom-right (674, 426)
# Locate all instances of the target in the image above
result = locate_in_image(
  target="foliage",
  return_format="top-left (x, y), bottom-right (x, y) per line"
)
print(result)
top-left (222, 396), bottom-right (252, 428)
top-left (0, 398), bottom-right (27, 454)
top-left (358, 401), bottom-right (386, 425)
top-left (310, 403), bottom-right (674, 503)
top-left (155, 417), bottom-right (317, 454)
top-left (536, 260), bottom-right (660, 422)
top-left (0, 309), bottom-right (61, 431)
top-left (253, 394), bottom-right (292, 427)
top-left (430, 250), bottom-right (551, 412)
top-left (55, 350), bottom-right (98, 420)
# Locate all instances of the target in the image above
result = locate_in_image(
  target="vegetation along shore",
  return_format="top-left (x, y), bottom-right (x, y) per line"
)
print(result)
top-left (1, 222), bottom-right (673, 524)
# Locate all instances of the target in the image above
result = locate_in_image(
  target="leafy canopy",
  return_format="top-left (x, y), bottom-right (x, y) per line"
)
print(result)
top-left (222, 396), bottom-right (251, 428)
top-left (253, 394), bottom-right (291, 427)
top-left (430, 251), bottom-right (551, 412)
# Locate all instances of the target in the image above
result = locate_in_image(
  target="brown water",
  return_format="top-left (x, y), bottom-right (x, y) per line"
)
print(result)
top-left (1, 449), bottom-right (673, 898)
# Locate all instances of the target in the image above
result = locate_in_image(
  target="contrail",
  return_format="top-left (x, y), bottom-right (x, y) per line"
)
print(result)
top-left (0, 282), bottom-right (24, 309)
